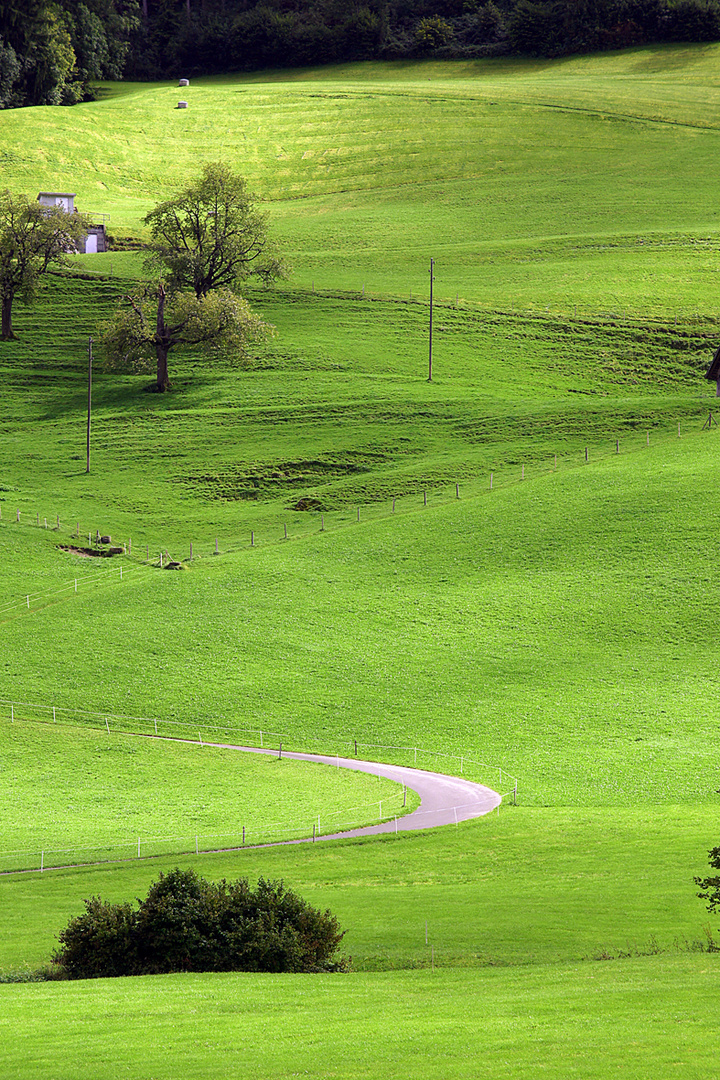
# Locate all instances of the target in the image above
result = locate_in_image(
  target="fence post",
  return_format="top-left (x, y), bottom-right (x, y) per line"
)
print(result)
top-left (154, 718), bottom-right (158, 736)
top-left (53, 706), bottom-right (56, 723)
top-left (137, 838), bottom-right (141, 858)
top-left (41, 851), bottom-right (44, 873)
top-left (455, 483), bottom-right (459, 499)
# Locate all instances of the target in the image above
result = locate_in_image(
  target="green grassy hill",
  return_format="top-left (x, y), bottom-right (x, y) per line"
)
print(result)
top-left (1, 45), bottom-right (719, 1080)
top-left (0, 722), bottom-right (409, 872)
top-left (3, 45), bottom-right (720, 312)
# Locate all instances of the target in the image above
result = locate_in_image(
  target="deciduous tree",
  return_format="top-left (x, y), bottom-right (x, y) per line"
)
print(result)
top-left (101, 280), bottom-right (269, 391)
top-left (695, 845), bottom-right (720, 926)
top-left (0, 190), bottom-right (90, 340)
top-left (143, 161), bottom-right (286, 300)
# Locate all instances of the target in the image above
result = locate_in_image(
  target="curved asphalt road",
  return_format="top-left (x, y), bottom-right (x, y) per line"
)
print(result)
top-left (208, 742), bottom-right (502, 843)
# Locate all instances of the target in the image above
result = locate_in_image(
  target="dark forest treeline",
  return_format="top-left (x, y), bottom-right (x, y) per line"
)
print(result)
top-left (0, 1), bottom-right (138, 106)
top-left (3, 0), bottom-right (720, 107)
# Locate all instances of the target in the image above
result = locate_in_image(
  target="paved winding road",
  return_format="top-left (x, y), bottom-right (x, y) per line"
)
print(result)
top-left (209, 742), bottom-right (502, 843)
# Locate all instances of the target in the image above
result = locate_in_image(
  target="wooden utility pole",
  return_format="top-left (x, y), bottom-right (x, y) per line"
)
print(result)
top-left (428, 257), bottom-right (435, 382)
top-left (86, 335), bottom-right (93, 474)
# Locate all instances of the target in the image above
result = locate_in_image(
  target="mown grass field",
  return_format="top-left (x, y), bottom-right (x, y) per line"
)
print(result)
top-left (2, 957), bottom-right (718, 1080)
top-left (0, 721), bottom-right (408, 871)
top-left (1, 43), bottom-right (719, 1079)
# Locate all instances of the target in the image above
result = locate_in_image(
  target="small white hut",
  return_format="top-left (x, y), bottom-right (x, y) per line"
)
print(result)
top-left (36, 192), bottom-right (108, 253)
top-left (37, 191), bottom-right (76, 214)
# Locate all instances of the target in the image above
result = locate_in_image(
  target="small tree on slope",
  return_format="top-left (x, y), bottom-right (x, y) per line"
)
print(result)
top-left (101, 280), bottom-right (269, 391)
top-left (143, 162), bottom-right (286, 299)
top-left (696, 845), bottom-right (720, 944)
top-left (0, 190), bottom-right (90, 340)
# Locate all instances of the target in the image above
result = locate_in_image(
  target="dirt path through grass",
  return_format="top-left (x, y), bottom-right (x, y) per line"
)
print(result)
top-left (209, 742), bottom-right (502, 841)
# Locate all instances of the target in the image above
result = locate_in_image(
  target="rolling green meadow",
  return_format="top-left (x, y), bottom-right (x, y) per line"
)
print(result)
top-left (1, 42), bottom-right (719, 1079)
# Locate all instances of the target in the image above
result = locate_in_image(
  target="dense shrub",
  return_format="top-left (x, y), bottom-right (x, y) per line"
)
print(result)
top-left (53, 869), bottom-right (349, 979)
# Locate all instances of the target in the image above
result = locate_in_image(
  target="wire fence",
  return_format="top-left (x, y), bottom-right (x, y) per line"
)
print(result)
top-left (0, 698), bottom-right (517, 874)
top-left (0, 790), bottom-right (413, 876)
top-left (2, 411), bottom-right (717, 612)
top-left (0, 561), bottom-right (142, 618)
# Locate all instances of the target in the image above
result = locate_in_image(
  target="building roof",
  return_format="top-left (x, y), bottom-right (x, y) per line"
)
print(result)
top-left (37, 192), bottom-right (76, 199)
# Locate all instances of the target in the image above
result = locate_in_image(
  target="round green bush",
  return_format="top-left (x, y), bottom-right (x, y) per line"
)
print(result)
top-left (53, 869), bottom-right (349, 978)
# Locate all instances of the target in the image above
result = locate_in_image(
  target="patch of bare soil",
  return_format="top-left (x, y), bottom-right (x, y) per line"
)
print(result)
top-left (58, 545), bottom-right (115, 558)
